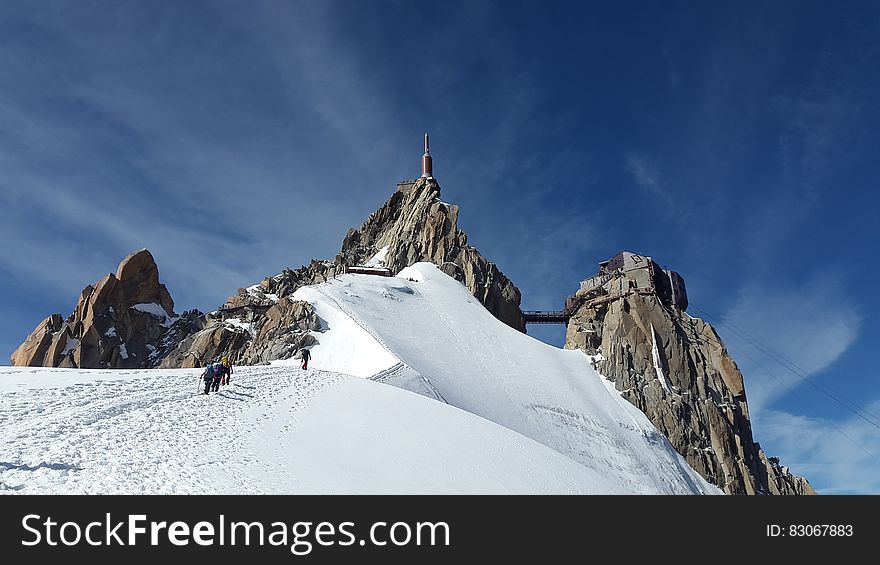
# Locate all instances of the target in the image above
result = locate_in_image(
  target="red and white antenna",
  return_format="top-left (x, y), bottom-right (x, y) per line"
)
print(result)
top-left (421, 132), bottom-right (433, 179)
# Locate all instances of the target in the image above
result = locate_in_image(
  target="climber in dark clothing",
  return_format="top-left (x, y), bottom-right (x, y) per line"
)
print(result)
top-left (301, 348), bottom-right (311, 370)
top-left (201, 363), bottom-right (215, 395)
top-left (211, 361), bottom-right (223, 392)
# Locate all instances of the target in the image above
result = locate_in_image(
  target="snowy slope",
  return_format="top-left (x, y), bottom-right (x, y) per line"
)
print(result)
top-left (1, 262), bottom-right (717, 495)
top-left (0, 366), bottom-right (619, 494)
top-left (293, 263), bottom-right (717, 495)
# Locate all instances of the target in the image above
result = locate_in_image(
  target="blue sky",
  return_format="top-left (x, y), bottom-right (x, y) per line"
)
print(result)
top-left (1, 1), bottom-right (878, 493)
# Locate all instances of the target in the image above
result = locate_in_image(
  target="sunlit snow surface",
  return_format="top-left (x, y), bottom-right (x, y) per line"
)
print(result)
top-left (0, 263), bottom-right (717, 494)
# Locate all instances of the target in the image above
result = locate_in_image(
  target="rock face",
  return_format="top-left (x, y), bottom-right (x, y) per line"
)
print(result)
top-left (10, 314), bottom-right (65, 367)
top-left (188, 177), bottom-right (524, 368)
top-left (157, 320), bottom-right (251, 369)
top-left (158, 298), bottom-right (321, 368)
top-left (336, 178), bottom-right (524, 330)
top-left (564, 252), bottom-right (815, 495)
top-left (242, 298), bottom-right (321, 364)
top-left (11, 250), bottom-right (194, 369)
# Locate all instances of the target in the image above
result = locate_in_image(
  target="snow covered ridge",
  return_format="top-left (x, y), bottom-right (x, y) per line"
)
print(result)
top-left (1, 366), bottom-right (644, 494)
top-left (0, 262), bottom-right (718, 494)
top-left (291, 262), bottom-right (718, 494)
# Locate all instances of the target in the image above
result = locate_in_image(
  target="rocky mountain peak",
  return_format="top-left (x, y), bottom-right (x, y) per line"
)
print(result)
top-left (11, 248), bottom-right (183, 369)
top-left (169, 175), bottom-right (525, 369)
top-left (115, 249), bottom-right (175, 316)
top-left (564, 251), bottom-right (814, 495)
top-left (336, 177), bottom-right (524, 331)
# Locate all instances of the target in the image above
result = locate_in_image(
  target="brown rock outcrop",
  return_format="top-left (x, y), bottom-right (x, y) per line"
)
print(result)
top-left (157, 322), bottom-right (251, 369)
top-left (565, 253), bottom-right (815, 495)
top-left (10, 249), bottom-right (191, 369)
top-left (159, 298), bottom-right (321, 367)
top-left (10, 314), bottom-right (65, 367)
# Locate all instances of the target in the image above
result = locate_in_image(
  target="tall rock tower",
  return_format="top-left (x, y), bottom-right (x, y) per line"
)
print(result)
top-left (564, 251), bottom-right (814, 495)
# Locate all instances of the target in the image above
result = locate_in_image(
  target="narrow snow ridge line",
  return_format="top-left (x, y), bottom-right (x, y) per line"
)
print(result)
top-left (311, 282), bottom-right (408, 365)
top-left (312, 281), bottom-right (450, 400)
top-left (369, 362), bottom-right (407, 381)
top-left (369, 362), bottom-right (448, 404)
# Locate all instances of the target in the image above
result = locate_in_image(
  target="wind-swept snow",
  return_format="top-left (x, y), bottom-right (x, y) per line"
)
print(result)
top-left (243, 283), bottom-right (279, 303)
top-left (60, 339), bottom-right (79, 356)
top-left (293, 262), bottom-right (716, 495)
top-left (1, 366), bottom-right (617, 494)
top-left (364, 245), bottom-right (389, 267)
top-left (650, 324), bottom-right (674, 394)
top-left (280, 286), bottom-right (398, 378)
top-left (224, 317), bottom-right (254, 336)
top-left (130, 302), bottom-right (178, 327)
top-left (0, 262), bottom-right (717, 495)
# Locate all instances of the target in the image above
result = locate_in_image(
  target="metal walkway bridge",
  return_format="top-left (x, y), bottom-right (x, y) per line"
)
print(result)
top-left (521, 310), bottom-right (570, 324)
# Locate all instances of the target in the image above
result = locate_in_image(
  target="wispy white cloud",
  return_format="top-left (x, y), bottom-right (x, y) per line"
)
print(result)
top-left (0, 3), bottom-right (408, 318)
top-left (755, 401), bottom-right (880, 494)
top-left (504, 215), bottom-right (600, 307)
top-left (625, 153), bottom-right (673, 205)
top-left (0, 95), bottom-right (287, 308)
top-left (718, 274), bottom-right (862, 413)
top-left (0, 0), bottom-right (557, 341)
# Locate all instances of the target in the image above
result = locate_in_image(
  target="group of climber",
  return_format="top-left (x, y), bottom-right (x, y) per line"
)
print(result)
top-left (200, 357), bottom-right (233, 395)
top-left (198, 348), bottom-right (313, 395)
